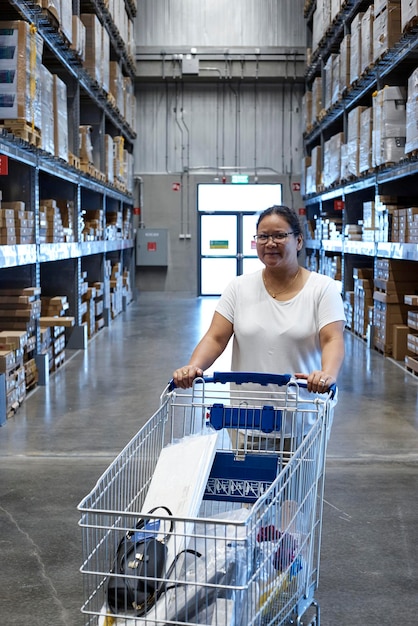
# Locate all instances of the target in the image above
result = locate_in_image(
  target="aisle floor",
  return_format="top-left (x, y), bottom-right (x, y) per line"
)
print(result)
top-left (0, 292), bottom-right (418, 626)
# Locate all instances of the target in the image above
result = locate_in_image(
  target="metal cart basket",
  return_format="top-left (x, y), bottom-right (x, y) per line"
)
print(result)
top-left (78, 372), bottom-right (336, 626)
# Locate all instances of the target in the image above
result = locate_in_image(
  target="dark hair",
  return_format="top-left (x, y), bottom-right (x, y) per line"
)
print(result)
top-left (256, 205), bottom-right (302, 237)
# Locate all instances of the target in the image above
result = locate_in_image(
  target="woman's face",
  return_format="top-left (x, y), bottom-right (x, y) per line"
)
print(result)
top-left (256, 212), bottom-right (302, 269)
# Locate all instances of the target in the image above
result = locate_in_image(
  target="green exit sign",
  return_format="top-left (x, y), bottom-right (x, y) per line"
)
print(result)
top-left (231, 174), bottom-right (249, 184)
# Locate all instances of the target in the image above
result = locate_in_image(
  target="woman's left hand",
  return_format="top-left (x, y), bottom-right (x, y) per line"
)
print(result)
top-left (294, 371), bottom-right (336, 394)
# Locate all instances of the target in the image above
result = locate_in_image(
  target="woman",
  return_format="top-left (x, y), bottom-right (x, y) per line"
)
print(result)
top-left (173, 205), bottom-right (345, 395)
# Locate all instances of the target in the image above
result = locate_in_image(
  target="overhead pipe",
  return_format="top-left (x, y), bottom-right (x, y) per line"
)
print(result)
top-left (174, 83), bottom-right (185, 235)
top-left (179, 85), bottom-right (191, 234)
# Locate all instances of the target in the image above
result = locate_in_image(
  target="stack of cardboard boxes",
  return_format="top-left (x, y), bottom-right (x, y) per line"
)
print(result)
top-left (0, 200), bottom-right (35, 245)
top-left (405, 295), bottom-right (418, 372)
top-left (303, 0), bottom-right (417, 194)
top-left (373, 259), bottom-right (418, 357)
top-left (353, 268), bottom-right (374, 339)
top-left (0, 287), bottom-right (42, 417)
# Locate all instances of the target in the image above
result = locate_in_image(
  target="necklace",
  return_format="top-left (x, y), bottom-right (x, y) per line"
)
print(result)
top-left (262, 268), bottom-right (301, 299)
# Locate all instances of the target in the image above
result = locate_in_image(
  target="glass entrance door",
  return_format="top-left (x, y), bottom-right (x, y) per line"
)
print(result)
top-left (197, 182), bottom-right (282, 296)
top-left (199, 212), bottom-right (263, 295)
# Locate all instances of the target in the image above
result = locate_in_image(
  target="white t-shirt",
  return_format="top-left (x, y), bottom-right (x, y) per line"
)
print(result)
top-left (216, 269), bottom-right (345, 377)
top-left (215, 270), bottom-right (345, 436)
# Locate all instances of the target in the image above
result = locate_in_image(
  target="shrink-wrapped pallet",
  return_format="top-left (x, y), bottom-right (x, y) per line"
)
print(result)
top-left (59, 0), bottom-right (73, 45)
top-left (0, 21), bottom-right (43, 127)
top-left (53, 74), bottom-right (68, 162)
top-left (102, 26), bottom-right (110, 94)
top-left (340, 142), bottom-right (350, 181)
top-left (123, 76), bottom-right (135, 129)
top-left (109, 61), bottom-right (124, 113)
top-left (375, 0), bottom-right (401, 15)
top-left (71, 15), bottom-right (86, 61)
top-left (40, 65), bottom-right (54, 155)
top-left (312, 0), bottom-right (332, 52)
top-left (372, 86), bottom-right (406, 166)
top-left (401, 0), bottom-right (418, 30)
top-left (346, 106), bottom-right (367, 177)
top-left (312, 76), bottom-right (322, 122)
top-left (81, 14), bottom-right (103, 85)
top-left (405, 67), bottom-right (418, 153)
top-left (323, 133), bottom-right (343, 187)
top-left (331, 0), bottom-right (341, 21)
top-left (104, 134), bottom-right (114, 185)
top-left (373, 3), bottom-right (401, 61)
top-left (338, 35), bottom-right (350, 97)
top-left (310, 145), bottom-right (322, 192)
top-left (302, 91), bottom-right (313, 133)
top-left (349, 13), bottom-right (364, 85)
top-left (323, 55), bottom-right (334, 111)
top-left (360, 5), bottom-right (374, 76)
top-left (359, 107), bottom-right (373, 173)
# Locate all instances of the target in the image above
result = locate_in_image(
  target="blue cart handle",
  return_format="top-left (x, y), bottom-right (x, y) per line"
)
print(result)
top-left (206, 371), bottom-right (292, 386)
top-left (207, 372), bottom-right (337, 397)
top-left (168, 371), bottom-right (336, 398)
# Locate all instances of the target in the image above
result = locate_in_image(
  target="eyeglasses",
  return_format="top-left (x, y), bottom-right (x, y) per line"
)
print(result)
top-left (254, 232), bottom-right (294, 243)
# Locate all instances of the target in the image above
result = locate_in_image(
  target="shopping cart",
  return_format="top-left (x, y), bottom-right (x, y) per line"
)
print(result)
top-left (78, 372), bottom-right (337, 626)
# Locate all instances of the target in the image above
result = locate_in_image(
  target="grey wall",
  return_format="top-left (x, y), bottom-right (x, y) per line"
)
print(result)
top-left (135, 82), bottom-right (304, 175)
top-left (136, 0), bottom-right (306, 48)
top-left (134, 0), bottom-right (306, 293)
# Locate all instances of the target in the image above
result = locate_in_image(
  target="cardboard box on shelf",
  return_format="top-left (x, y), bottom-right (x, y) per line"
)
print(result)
top-left (373, 3), bottom-right (402, 61)
top-left (71, 15), bottom-right (86, 61)
top-left (0, 20), bottom-right (44, 127)
top-left (80, 13), bottom-right (103, 85)
top-left (53, 74), bottom-right (68, 162)
top-left (323, 133), bottom-right (344, 187)
top-left (361, 5), bottom-right (374, 76)
top-left (401, 0), bottom-right (418, 30)
top-left (350, 12), bottom-right (365, 85)
top-left (312, 76), bottom-right (322, 121)
top-left (339, 34), bottom-right (351, 97)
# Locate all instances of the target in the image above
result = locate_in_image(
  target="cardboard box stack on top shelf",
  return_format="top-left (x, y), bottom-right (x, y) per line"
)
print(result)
top-left (359, 107), bottom-right (373, 174)
top-left (345, 106), bottom-right (367, 179)
top-left (372, 85), bottom-right (407, 167)
top-left (373, 1), bottom-right (402, 62)
top-left (360, 5), bottom-right (374, 77)
top-left (323, 133), bottom-right (344, 187)
top-left (0, 20), bottom-right (44, 141)
top-left (401, 0), bottom-right (418, 30)
top-left (303, 1), bottom-right (418, 193)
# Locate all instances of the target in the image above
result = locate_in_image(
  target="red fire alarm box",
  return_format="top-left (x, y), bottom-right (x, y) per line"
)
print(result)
top-left (0, 155), bottom-right (9, 175)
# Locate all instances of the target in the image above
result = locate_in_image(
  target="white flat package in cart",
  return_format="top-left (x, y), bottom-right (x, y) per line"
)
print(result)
top-left (78, 371), bottom-right (336, 626)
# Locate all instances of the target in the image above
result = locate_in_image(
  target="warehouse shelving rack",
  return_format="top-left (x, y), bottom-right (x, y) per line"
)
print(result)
top-left (303, 0), bottom-right (418, 296)
top-left (0, 0), bottom-right (137, 385)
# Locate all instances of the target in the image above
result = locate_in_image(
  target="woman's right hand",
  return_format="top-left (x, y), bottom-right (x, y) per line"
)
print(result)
top-left (172, 365), bottom-right (204, 389)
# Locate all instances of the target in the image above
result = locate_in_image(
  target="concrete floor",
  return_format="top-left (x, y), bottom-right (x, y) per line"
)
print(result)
top-left (0, 292), bottom-right (418, 625)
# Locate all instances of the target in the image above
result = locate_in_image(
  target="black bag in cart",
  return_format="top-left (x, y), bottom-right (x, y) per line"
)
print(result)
top-left (107, 506), bottom-right (173, 616)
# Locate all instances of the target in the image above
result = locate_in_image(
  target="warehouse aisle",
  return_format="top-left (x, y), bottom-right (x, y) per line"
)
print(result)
top-left (0, 292), bottom-right (418, 626)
